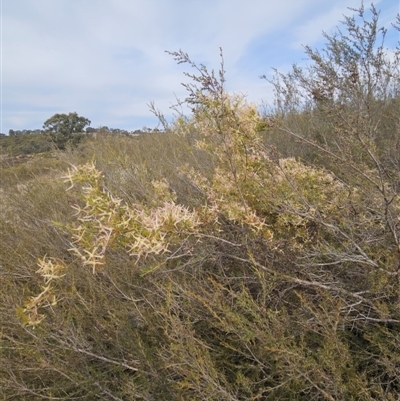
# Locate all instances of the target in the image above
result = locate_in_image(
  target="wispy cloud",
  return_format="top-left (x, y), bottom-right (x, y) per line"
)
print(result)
top-left (2, 0), bottom-right (397, 134)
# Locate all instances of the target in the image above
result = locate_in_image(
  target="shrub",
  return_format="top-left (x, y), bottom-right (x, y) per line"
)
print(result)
top-left (1, 4), bottom-right (399, 400)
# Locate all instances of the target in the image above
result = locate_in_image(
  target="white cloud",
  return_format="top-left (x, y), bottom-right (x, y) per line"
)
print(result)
top-left (291, 0), bottom-right (368, 49)
top-left (1, 0), bottom-right (397, 134)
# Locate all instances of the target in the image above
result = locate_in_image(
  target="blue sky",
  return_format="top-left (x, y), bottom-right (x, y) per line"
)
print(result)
top-left (1, 0), bottom-right (398, 134)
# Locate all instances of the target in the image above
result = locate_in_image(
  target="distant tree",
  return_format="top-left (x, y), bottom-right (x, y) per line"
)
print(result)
top-left (43, 112), bottom-right (91, 149)
top-left (85, 127), bottom-right (97, 134)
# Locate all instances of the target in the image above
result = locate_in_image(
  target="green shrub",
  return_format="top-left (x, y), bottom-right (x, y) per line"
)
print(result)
top-left (1, 4), bottom-right (399, 400)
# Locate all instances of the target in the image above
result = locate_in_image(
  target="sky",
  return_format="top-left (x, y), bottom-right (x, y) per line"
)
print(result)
top-left (1, 0), bottom-right (399, 134)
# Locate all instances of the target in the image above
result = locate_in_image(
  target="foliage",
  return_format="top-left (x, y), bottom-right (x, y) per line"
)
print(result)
top-left (43, 112), bottom-right (91, 149)
top-left (1, 4), bottom-right (400, 400)
top-left (0, 132), bottom-right (52, 155)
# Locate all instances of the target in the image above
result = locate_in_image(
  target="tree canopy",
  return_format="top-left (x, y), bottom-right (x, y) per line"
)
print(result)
top-left (43, 112), bottom-right (91, 149)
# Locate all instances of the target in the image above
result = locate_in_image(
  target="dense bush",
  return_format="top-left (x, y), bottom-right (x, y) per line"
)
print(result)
top-left (0, 133), bottom-right (52, 156)
top-left (1, 5), bottom-right (399, 400)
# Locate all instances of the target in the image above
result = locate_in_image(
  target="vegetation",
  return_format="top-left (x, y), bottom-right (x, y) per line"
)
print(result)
top-left (1, 5), bottom-right (399, 400)
top-left (0, 132), bottom-right (53, 156)
top-left (43, 112), bottom-right (91, 150)
top-left (0, 112), bottom-right (92, 156)
top-left (0, 122), bottom-right (151, 157)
